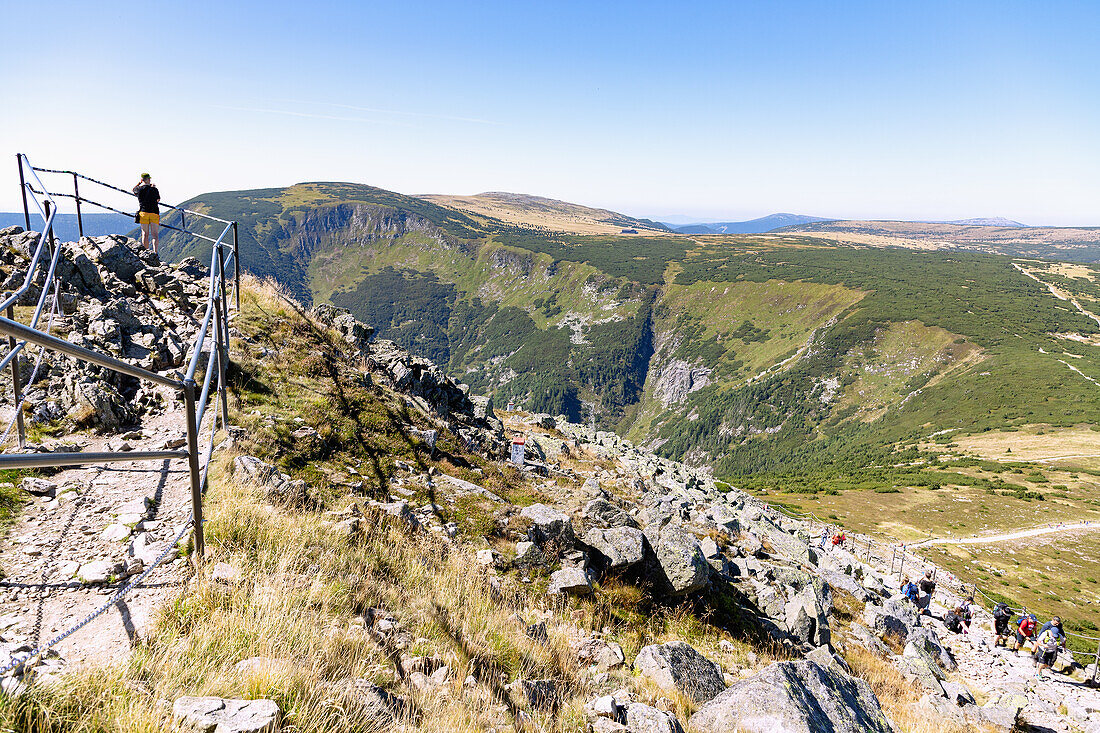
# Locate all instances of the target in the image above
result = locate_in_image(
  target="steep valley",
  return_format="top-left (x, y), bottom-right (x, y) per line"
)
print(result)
top-left (157, 183), bottom-right (1100, 543)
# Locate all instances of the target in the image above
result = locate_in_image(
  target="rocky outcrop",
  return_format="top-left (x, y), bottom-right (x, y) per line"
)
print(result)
top-left (689, 660), bottom-right (893, 733)
top-left (652, 359), bottom-right (712, 407)
top-left (0, 228), bottom-right (210, 432)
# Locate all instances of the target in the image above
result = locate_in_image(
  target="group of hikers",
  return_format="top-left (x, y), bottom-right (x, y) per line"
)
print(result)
top-left (901, 571), bottom-right (1068, 680)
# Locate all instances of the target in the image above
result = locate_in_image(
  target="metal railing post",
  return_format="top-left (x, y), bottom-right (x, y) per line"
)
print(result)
top-left (217, 245), bottom-right (230, 349)
top-left (1092, 640), bottom-right (1100, 686)
top-left (213, 286), bottom-right (229, 431)
top-left (183, 379), bottom-right (205, 564)
top-left (16, 155), bottom-right (30, 231)
top-left (72, 172), bottom-right (84, 239)
top-left (5, 305), bottom-right (25, 449)
top-left (898, 545), bottom-right (906, 585)
top-left (231, 222), bottom-right (240, 312)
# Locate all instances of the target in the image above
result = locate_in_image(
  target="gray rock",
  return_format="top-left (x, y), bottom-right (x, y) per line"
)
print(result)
top-left (624, 703), bottom-right (685, 733)
top-left (690, 660), bottom-right (893, 733)
top-left (521, 503), bottom-right (575, 549)
top-left (83, 236), bottom-right (145, 283)
top-left (903, 626), bottom-right (956, 672)
top-left (941, 681), bottom-right (975, 707)
top-left (20, 477), bottom-right (58, 497)
top-left (77, 559), bottom-right (117, 584)
top-left (327, 679), bottom-right (407, 726)
top-left (862, 602), bottom-right (912, 642)
top-left (583, 526), bottom-right (645, 571)
top-left (514, 540), bottom-right (543, 565)
top-left (507, 678), bottom-right (559, 709)
top-left (894, 654), bottom-right (945, 695)
top-left (648, 524), bottom-right (709, 596)
top-left (785, 584), bottom-right (831, 648)
top-left (584, 498), bottom-right (638, 528)
top-left (172, 696), bottom-right (281, 733)
top-left (634, 641), bottom-right (725, 704)
top-left (548, 567), bottom-right (592, 595)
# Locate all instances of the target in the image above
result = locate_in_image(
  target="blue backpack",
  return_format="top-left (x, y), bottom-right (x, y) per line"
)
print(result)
top-left (904, 582), bottom-right (919, 602)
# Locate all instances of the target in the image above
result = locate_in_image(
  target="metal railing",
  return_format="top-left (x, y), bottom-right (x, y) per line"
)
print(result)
top-left (3, 153), bottom-right (241, 563)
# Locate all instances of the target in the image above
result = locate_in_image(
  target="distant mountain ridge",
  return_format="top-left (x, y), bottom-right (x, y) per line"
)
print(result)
top-left (0, 212), bottom-right (134, 242)
top-left (669, 213), bottom-right (835, 234)
top-left (947, 217), bottom-right (1027, 227)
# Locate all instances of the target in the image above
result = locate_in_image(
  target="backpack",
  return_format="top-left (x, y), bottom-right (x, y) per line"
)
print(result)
top-left (994, 603), bottom-right (1011, 620)
top-left (903, 582), bottom-right (919, 602)
top-left (945, 612), bottom-right (962, 633)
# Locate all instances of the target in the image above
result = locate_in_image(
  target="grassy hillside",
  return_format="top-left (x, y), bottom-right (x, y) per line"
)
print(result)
top-left (156, 183), bottom-right (1100, 511)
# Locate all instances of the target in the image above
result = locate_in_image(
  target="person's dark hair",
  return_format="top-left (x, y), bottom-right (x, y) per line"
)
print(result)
top-left (1052, 617), bottom-right (1061, 625)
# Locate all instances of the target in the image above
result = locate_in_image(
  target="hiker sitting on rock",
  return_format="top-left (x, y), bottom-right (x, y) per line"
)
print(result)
top-left (133, 172), bottom-right (161, 253)
top-left (953, 598), bottom-right (974, 634)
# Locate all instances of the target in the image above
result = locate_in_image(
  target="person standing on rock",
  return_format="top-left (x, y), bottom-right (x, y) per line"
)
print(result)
top-left (917, 569), bottom-right (936, 614)
top-left (133, 173), bottom-right (160, 253)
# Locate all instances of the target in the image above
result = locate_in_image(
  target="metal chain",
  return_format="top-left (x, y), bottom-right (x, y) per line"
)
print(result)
top-left (0, 515), bottom-right (194, 677)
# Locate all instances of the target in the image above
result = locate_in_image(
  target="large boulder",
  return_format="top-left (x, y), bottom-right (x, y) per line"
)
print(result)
top-left (689, 661), bottom-right (893, 733)
top-left (646, 524), bottom-right (709, 596)
top-left (903, 626), bottom-right (956, 672)
top-left (785, 584), bottom-right (831, 648)
top-left (862, 599), bottom-right (916, 642)
top-left (583, 526), bottom-right (646, 572)
top-left (548, 567), bottom-right (592, 596)
top-left (172, 696), bottom-right (281, 733)
top-left (521, 503), bottom-right (575, 549)
top-left (634, 641), bottom-right (725, 704)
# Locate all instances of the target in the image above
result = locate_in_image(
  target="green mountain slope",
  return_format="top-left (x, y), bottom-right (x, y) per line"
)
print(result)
top-left (159, 183), bottom-right (1100, 486)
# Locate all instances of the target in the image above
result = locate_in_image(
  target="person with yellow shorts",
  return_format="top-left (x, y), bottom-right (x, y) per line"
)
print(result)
top-left (132, 173), bottom-right (161, 253)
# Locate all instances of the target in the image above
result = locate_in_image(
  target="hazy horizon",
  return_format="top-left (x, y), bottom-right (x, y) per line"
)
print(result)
top-left (3, 1), bottom-right (1098, 226)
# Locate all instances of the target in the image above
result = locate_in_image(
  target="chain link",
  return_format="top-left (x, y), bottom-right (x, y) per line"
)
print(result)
top-left (0, 515), bottom-right (194, 677)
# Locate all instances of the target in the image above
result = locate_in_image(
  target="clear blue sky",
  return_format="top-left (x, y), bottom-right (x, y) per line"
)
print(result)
top-left (2, 0), bottom-right (1098, 224)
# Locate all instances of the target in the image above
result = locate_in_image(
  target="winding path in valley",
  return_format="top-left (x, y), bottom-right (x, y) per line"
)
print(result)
top-left (908, 521), bottom-right (1100, 548)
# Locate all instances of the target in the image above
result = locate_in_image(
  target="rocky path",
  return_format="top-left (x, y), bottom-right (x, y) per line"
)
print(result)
top-left (908, 521), bottom-right (1100, 548)
top-left (0, 406), bottom-right (195, 678)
